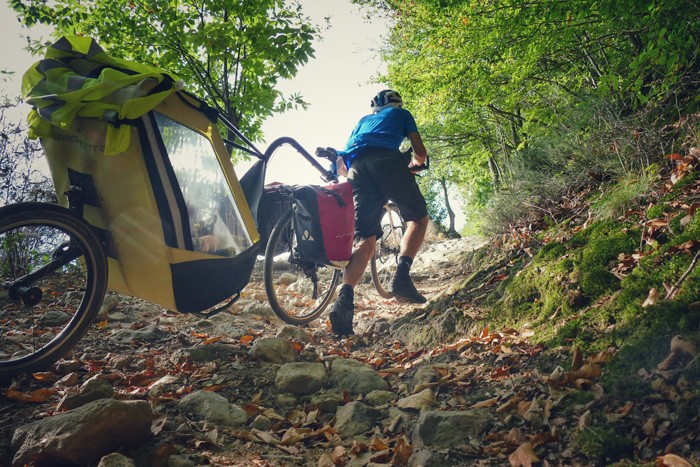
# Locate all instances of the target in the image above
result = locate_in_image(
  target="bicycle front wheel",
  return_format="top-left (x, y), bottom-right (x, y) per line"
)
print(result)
top-left (370, 203), bottom-right (406, 298)
top-left (264, 208), bottom-right (341, 325)
top-left (0, 203), bottom-right (108, 379)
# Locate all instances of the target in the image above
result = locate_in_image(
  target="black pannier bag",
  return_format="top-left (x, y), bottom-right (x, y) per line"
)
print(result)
top-left (258, 182), bottom-right (294, 254)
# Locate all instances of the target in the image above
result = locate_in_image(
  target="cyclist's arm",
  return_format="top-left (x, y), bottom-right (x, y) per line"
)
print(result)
top-left (407, 132), bottom-right (427, 165)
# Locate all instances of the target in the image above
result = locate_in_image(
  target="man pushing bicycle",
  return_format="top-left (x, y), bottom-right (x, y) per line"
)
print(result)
top-left (329, 89), bottom-right (430, 337)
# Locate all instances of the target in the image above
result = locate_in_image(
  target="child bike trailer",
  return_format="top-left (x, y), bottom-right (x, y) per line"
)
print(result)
top-left (21, 36), bottom-right (260, 313)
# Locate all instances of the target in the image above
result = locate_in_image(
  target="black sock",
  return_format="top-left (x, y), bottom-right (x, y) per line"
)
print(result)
top-left (339, 284), bottom-right (354, 300)
top-left (397, 256), bottom-right (413, 276)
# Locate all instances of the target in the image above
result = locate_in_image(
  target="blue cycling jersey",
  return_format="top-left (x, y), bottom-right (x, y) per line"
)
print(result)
top-left (340, 107), bottom-right (418, 168)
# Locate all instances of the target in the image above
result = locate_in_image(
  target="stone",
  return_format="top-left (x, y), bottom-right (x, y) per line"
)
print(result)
top-left (396, 388), bottom-right (437, 410)
top-left (108, 325), bottom-right (162, 344)
top-left (334, 401), bottom-right (381, 437)
top-left (311, 390), bottom-right (345, 414)
top-left (97, 452), bottom-right (136, 467)
top-left (179, 391), bottom-right (246, 427)
top-left (408, 449), bottom-right (450, 467)
top-left (329, 358), bottom-right (388, 394)
top-left (41, 310), bottom-right (71, 326)
top-left (250, 337), bottom-right (296, 364)
top-left (12, 399), bottom-right (152, 467)
top-left (243, 302), bottom-right (277, 320)
top-left (275, 362), bottom-right (326, 395)
top-left (413, 410), bottom-right (493, 449)
top-left (57, 375), bottom-right (114, 411)
top-left (364, 390), bottom-right (397, 407)
top-left (276, 324), bottom-right (312, 343)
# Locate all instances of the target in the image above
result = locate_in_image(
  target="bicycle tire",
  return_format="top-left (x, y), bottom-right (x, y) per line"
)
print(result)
top-left (263, 208), bottom-right (341, 325)
top-left (370, 203), bottom-right (406, 298)
top-left (0, 202), bottom-right (108, 379)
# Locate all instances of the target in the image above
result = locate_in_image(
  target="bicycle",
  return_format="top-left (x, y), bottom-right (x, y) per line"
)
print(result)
top-left (262, 147), bottom-right (429, 324)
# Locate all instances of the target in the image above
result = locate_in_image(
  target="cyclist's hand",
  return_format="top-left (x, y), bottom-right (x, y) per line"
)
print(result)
top-left (336, 156), bottom-right (348, 177)
top-left (409, 155), bottom-right (428, 173)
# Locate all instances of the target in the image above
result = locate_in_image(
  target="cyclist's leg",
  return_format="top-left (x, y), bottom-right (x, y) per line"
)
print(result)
top-left (400, 215), bottom-right (429, 259)
top-left (342, 235), bottom-right (376, 287)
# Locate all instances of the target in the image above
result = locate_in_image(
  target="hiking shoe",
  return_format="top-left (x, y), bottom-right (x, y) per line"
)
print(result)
top-left (390, 274), bottom-right (427, 304)
top-left (329, 295), bottom-right (354, 336)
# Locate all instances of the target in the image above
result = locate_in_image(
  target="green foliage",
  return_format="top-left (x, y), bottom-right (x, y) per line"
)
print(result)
top-left (10, 0), bottom-right (320, 148)
top-left (354, 0), bottom-right (700, 229)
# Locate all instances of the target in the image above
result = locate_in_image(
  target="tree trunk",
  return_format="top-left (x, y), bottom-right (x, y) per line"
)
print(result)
top-left (440, 178), bottom-right (461, 238)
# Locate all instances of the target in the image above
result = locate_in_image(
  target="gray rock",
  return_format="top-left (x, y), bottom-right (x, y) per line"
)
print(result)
top-left (95, 294), bottom-right (121, 322)
top-left (179, 391), bottom-right (246, 427)
top-left (174, 345), bottom-right (221, 363)
top-left (55, 359), bottom-right (83, 374)
top-left (250, 337), bottom-right (296, 364)
top-left (12, 399), bottom-right (152, 467)
top-left (276, 324), bottom-right (312, 343)
top-left (408, 449), bottom-right (450, 467)
top-left (41, 310), bottom-right (71, 326)
top-left (167, 454), bottom-right (199, 467)
top-left (311, 390), bottom-right (345, 413)
top-left (413, 410), bottom-right (493, 449)
top-left (412, 365), bottom-right (441, 389)
top-left (98, 452), bottom-right (136, 467)
top-left (329, 359), bottom-right (388, 394)
top-left (243, 302), bottom-right (277, 320)
top-left (109, 325), bottom-right (162, 344)
top-left (364, 390), bottom-right (397, 407)
top-left (58, 375), bottom-right (114, 410)
top-left (275, 362), bottom-right (326, 395)
top-left (251, 415), bottom-right (273, 431)
top-left (334, 401), bottom-right (381, 437)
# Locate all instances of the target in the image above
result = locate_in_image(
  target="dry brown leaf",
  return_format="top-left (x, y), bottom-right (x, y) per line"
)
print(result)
top-left (571, 347), bottom-right (583, 371)
top-left (369, 436), bottom-right (389, 452)
top-left (504, 427), bottom-right (528, 445)
top-left (472, 396), bottom-right (499, 409)
top-left (508, 442), bottom-right (539, 467)
top-left (656, 453), bottom-right (694, 467)
top-left (642, 288), bottom-right (660, 307)
top-left (391, 435), bottom-right (413, 465)
top-left (670, 335), bottom-right (697, 356)
top-left (5, 388), bottom-right (56, 403)
top-left (331, 445), bottom-right (346, 464)
top-left (657, 351), bottom-right (681, 371)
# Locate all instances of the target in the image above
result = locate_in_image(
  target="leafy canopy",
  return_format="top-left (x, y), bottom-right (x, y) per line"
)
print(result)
top-left (10, 0), bottom-right (321, 144)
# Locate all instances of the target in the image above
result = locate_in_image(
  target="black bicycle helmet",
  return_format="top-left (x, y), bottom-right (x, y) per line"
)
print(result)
top-left (371, 89), bottom-right (403, 110)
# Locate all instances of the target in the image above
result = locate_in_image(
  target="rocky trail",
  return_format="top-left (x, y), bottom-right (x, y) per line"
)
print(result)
top-left (0, 235), bottom-right (698, 467)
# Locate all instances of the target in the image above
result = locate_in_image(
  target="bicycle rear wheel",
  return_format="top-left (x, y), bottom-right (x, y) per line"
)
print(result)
top-left (264, 208), bottom-right (341, 325)
top-left (370, 203), bottom-right (405, 298)
top-left (0, 203), bottom-right (108, 379)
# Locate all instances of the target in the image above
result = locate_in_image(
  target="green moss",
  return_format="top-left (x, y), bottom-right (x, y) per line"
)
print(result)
top-left (536, 241), bottom-right (566, 262)
top-left (580, 266), bottom-right (619, 297)
top-left (574, 427), bottom-right (635, 464)
top-left (645, 203), bottom-right (669, 219)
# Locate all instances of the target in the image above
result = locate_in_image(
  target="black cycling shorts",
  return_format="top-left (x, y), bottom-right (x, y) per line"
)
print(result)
top-left (347, 147), bottom-right (428, 239)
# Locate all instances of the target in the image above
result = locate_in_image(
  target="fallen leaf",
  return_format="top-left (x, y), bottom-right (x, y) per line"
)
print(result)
top-left (240, 335), bottom-right (255, 346)
top-left (642, 288), bottom-right (660, 307)
top-left (657, 351), bottom-right (681, 371)
top-left (656, 453), bottom-right (694, 467)
top-left (5, 388), bottom-right (56, 403)
top-left (571, 347), bottom-right (583, 371)
top-left (670, 335), bottom-right (697, 356)
top-left (508, 442), bottom-right (539, 467)
top-left (505, 427), bottom-right (528, 445)
top-left (472, 396), bottom-right (499, 409)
